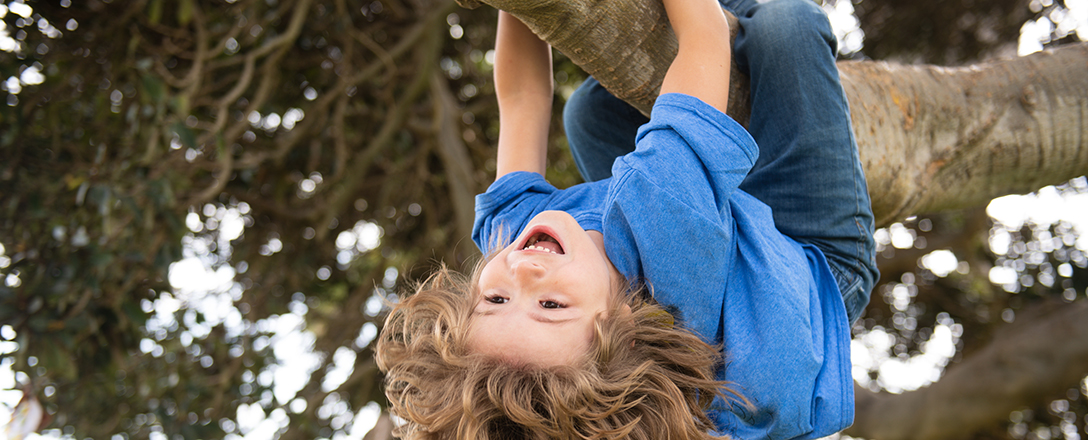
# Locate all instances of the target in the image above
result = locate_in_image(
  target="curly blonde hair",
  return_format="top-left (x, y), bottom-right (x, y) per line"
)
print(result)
top-left (375, 262), bottom-right (740, 440)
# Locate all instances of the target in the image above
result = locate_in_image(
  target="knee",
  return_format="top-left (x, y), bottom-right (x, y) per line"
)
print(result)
top-left (743, 0), bottom-right (836, 54)
top-left (751, 0), bottom-right (829, 28)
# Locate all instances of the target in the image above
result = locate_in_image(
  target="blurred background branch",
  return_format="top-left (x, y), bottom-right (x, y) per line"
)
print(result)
top-left (0, 0), bottom-right (1085, 438)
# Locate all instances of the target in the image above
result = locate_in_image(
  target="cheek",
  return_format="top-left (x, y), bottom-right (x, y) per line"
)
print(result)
top-left (463, 318), bottom-right (482, 353)
top-left (464, 315), bottom-right (504, 357)
top-left (574, 264), bottom-right (614, 305)
top-left (477, 259), bottom-right (503, 290)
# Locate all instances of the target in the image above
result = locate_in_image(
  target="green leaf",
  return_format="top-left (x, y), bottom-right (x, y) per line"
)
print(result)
top-left (147, 0), bottom-right (163, 24)
top-left (172, 122), bottom-right (197, 149)
top-left (27, 315), bottom-right (50, 332)
top-left (41, 337), bottom-right (79, 381)
top-left (1, 124), bottom-right (18, 146)
top-left (91, 249), bottom-right (115, 269)
top-left (177, 0), bottom-right (194, 26)
top-left (142, 75), bottom-right (166, 104)
top-left (155, 242), bottom-right (180, 269)
top-left (122, 300), bottom-right (148, 328)
top-left (149, 178), bottom-right (176, 209)
top-left (0, 301), bottom-right (12, 322)
top-left (65, 314), bottom-right (91, 335)
top-left (170, 95), bottom-right (190, 117)
top-left (87, 185), bottom-right (112, 212)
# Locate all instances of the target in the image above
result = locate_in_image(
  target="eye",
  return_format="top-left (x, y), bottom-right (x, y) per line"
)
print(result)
top-left (540, 300), bottom-right (564, 309)
top-left (485, 295), bottom-right (508, 304)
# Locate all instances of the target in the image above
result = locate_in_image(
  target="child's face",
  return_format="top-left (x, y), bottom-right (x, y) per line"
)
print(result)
top-left (469, 210), bottom-right (622, 367)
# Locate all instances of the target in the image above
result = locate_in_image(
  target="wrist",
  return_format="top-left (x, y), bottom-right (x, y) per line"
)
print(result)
top-left (664, 0), bottom-right (730, 43)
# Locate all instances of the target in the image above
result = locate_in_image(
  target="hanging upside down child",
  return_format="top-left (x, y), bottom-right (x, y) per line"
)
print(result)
top-left (376, 0), bottom-right (879, 437)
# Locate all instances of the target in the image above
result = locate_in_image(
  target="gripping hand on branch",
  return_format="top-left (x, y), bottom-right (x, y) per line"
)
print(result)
top-left (660, 0), bottom-right (732, 114)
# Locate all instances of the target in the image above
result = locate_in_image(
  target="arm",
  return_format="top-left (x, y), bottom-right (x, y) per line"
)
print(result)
top-left (494, 11), bottom-right (553, 179)
top-left (660, 0), bottom-right (731, 113)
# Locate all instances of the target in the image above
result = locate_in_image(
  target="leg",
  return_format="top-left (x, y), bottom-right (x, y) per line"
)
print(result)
top-left (732, 0), bottom-right (877, 322)
top-left (563, 76), bottom-right (647, 182)
top-left (563, 0), bottom-right (756, 183)
top-left (561, 0), bottom-right (877, 322)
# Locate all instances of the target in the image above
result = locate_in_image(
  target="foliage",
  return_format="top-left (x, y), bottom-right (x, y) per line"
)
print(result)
top-left (855, 180), bottom-right (1088, 438)
top-left (0, 0), bottom-right (589, 437)
top-left (0, 0), bottom-right (1084, 438)
top-left (852, 0), bottom-right (1084, 63)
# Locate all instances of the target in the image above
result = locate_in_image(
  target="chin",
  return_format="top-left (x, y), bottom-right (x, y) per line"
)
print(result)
top-left (527, 211), bottom-right (586, 244)
top-left (531, 211), bottom-right (584, 233)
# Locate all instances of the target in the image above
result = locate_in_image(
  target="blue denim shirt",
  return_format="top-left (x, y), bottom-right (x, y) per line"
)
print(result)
top-left (473, 94), bottom-right (853, 440)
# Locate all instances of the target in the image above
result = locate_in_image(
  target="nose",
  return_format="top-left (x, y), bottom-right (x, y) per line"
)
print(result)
top-left (509, 258), bottom-right (547, 282)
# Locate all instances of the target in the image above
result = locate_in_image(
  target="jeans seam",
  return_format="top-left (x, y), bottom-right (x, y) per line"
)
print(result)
top-left (829, 263), bottom-right (865, 323)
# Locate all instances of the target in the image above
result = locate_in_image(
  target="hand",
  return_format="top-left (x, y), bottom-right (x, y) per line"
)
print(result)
top-left (660, 0), bottom-right (731, 113)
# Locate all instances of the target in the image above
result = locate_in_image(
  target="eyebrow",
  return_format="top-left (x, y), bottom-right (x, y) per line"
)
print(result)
top-left (473, 307), bottom-right (576, 324)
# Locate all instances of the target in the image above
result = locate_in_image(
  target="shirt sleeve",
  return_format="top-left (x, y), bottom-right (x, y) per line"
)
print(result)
top-left (473, 172), bottom-right (609, 253)
top-left (604, 93), bottom-right (759, 342)
top-left (472, 172), bottom-right (557, 253)
top-left (612, 93), bottom-right (758, 219)
top-left (602, 93), bottom-right (854, 440)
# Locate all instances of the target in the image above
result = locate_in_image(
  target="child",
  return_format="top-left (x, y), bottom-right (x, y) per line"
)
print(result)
top-left (376, 0), bottom-right (878, 438)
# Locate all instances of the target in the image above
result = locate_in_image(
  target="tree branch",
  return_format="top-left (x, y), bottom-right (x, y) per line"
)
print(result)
top-left (314, 4), bottom-right (453, 240)
top-left (842, 44), bottom-right (1088, 225)
top-left (231, 1), bottom-right (440, 171)
top-left (464, 0), bottom-right (1088, 225)
top-left (207, 0), bottom-right (312, 139)
top-left (848, 299), bottom-right (1088, 440)
top-left (429, 73), bottom-right (480, 251)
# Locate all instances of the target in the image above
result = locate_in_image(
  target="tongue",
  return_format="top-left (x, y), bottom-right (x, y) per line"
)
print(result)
top-left (535, 239), bottom-right (563, 254)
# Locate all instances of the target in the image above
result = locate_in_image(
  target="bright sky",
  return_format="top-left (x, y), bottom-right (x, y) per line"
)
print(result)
top-left (1020, 0), bottom-right (1088, 55)
top-left (3, 0), bottom-right (1088, 438)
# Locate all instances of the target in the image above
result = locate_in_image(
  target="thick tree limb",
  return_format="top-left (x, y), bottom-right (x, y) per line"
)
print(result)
top-left (848, 299), bottom-right (1088, 440)
top-left (466, 0), bottom-right (751, 125)
top-left (844, 45), bottom-right (1088, 225)
top-left (460, 0), bottom-right (1088, 226)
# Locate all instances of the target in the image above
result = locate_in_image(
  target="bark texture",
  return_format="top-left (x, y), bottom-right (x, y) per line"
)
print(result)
top-left (844, 46), bottom-right (1088, 225)
top-left (459, 0), bottom-right (1088, 226)
top-left (847, 300), bottom-right (1088, 440)
top-left (458, 0), bottom-right (752, 126)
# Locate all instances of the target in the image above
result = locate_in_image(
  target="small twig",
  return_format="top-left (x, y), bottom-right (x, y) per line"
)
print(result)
top-left (324, 94), bottom-right (348, 183)
top-left (207, 0), bottom-right (313, 137)
top-left (186, 142), bottom-right (235, 206)
top-left (178, 3), bottom-right (208, 94)
top-left (233, 3), bottom-right (444, 170)
top-left (61, 288), bottom-right (95, 321)
top-left (315, 22), bottom-right (442, 241)
top-left (352, 29), bottom-right (398, 82)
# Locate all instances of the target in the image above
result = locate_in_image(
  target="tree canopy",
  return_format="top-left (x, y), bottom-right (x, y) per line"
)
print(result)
top-left (0, 0), bottom-right (1086, 439)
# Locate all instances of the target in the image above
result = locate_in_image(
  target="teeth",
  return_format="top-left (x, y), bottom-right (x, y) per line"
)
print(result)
top-left (525, 245), bottom-right (557, 254)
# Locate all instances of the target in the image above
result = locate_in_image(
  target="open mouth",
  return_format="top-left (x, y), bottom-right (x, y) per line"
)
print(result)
top-left (522, 231), bottom-right (565, 255)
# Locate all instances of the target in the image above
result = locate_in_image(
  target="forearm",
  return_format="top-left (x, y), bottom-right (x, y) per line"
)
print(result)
top-left (660, 0), bottom-right (731, 113)
top-left (494, 11), bottom-right (553, 178)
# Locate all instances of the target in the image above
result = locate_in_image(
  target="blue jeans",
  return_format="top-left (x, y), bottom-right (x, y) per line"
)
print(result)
top-left (563, 0), bottom-right (878, 323)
